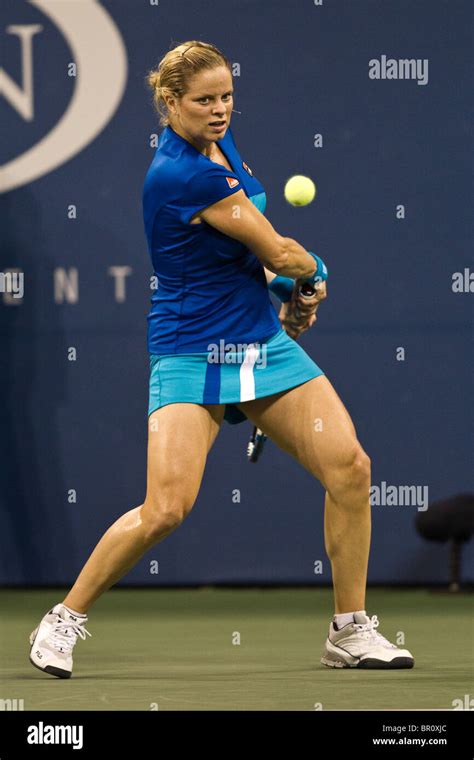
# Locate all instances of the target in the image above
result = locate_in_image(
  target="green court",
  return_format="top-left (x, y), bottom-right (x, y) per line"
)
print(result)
top-left (1, 588), bottom-right (472, 711)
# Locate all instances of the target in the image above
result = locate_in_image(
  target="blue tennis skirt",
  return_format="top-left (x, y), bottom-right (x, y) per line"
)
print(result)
top-left (148, 328), bottom-right (324, 425)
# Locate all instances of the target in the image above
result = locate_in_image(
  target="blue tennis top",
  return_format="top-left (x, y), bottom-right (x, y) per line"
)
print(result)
top-left (142, 124), bottom-right (281, 354)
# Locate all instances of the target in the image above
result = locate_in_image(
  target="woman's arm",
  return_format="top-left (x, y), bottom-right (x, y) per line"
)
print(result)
top-left (199, 190), bottom-right (317, 280)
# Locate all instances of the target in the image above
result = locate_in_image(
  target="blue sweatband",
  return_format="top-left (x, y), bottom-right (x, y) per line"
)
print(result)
top-left (268, 275), bottom-right (295, 302)
top-left (304, 251), bottom-right (328, 287)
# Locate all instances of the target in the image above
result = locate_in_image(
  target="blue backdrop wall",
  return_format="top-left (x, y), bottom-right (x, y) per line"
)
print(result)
top-left (1, 0), bottom-right (472, 586)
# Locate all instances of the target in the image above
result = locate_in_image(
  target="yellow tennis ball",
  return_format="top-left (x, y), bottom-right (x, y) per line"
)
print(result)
top-left (284, 175), bottom-right (317, 206)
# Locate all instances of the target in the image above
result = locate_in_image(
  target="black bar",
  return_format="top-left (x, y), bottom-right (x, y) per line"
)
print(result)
top-left (0, 709), bottom-right (471, 757)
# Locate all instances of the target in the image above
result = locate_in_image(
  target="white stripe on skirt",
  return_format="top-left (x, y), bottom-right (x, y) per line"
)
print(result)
top-left (239, 343), bottom-right (260, 401)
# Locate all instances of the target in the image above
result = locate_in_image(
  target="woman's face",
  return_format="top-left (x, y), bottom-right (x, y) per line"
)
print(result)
top-left (169, 65), bottom-right (234, 144)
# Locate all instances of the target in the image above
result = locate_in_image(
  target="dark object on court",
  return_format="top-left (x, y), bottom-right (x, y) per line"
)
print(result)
top-left (415, 493), bottom-right (474, 592)
top-left (247, 426), bottom-right (267, 463)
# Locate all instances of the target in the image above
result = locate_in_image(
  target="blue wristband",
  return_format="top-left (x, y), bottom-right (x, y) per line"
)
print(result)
top-left (305, 251), bottom-right (328, 287)
top-left (268, 275), bottom-right (295, 303)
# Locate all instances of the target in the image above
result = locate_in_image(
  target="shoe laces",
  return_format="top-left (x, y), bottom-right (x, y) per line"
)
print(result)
top-left (47, 619), bottom-right (92, 655)
top-left (353, 615), bottom-right (394, 647)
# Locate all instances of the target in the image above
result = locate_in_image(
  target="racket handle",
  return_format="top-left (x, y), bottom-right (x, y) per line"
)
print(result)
top-left (247, 426), bottom-right (267, 462)
top-left (298, 282), bottom-right (317, 299)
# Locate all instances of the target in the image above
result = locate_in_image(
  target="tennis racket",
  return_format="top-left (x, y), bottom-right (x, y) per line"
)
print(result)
top-left (247, 282), bottom-right (318, 462)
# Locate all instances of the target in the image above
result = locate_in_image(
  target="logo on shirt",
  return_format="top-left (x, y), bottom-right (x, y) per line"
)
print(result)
top-left (242, 161), bottom-right (253, 176)
top-left (226, 177), bottom-right (239, 189)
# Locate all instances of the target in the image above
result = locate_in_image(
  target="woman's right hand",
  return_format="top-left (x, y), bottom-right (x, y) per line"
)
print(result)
top-left (279, 281), bottom-right (327, 339)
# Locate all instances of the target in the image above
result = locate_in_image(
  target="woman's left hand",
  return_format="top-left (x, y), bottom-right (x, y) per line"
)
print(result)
top-left (278, 281), bottom-right (327, 339)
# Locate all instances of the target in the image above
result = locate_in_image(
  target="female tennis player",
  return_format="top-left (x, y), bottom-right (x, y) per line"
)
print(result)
top-left (29, 41), bottom-right (414, 677)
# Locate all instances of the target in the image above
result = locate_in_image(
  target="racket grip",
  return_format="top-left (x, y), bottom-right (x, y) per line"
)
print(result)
top-left (247, 426), bottom-right (267, 462)
top-left (298, 282), bottom-right (317, 299)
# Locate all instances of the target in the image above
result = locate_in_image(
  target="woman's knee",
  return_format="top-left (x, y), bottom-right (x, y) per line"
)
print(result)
top-left (141, 495), bottom-right (194, 541)
top-left (352, 447), bottom-right (371, 488)
top-left (323, 444), bottom-right (371, 499)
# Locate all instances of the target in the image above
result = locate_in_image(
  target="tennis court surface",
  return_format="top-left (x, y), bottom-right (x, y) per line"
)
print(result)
top-left (1, 587), bottom-right (472, 711)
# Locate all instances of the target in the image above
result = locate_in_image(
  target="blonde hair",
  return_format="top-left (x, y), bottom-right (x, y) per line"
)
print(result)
top-left (146, 41), bottom-right (232, 127)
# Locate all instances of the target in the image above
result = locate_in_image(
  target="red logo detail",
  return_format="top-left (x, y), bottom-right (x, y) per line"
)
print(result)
top-left (226, 177), bottom-right (239, 188)
top-left (242, 161), bottom-right (253, 176)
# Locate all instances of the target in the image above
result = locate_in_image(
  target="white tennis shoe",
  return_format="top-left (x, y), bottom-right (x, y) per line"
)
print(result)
top-left (321, 611), bottom-right (414, 669)
top-left (29, 603), bottom-right (91, 678)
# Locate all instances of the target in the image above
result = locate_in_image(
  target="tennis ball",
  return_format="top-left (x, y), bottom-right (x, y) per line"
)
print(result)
top-left (284, 175), bottom-right (317, 206)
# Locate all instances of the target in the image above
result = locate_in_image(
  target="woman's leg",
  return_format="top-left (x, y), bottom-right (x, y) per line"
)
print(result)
top-left (238, 375), bottom-right (371, 614)
top-left (62, 402), bottom-right (224, 614)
